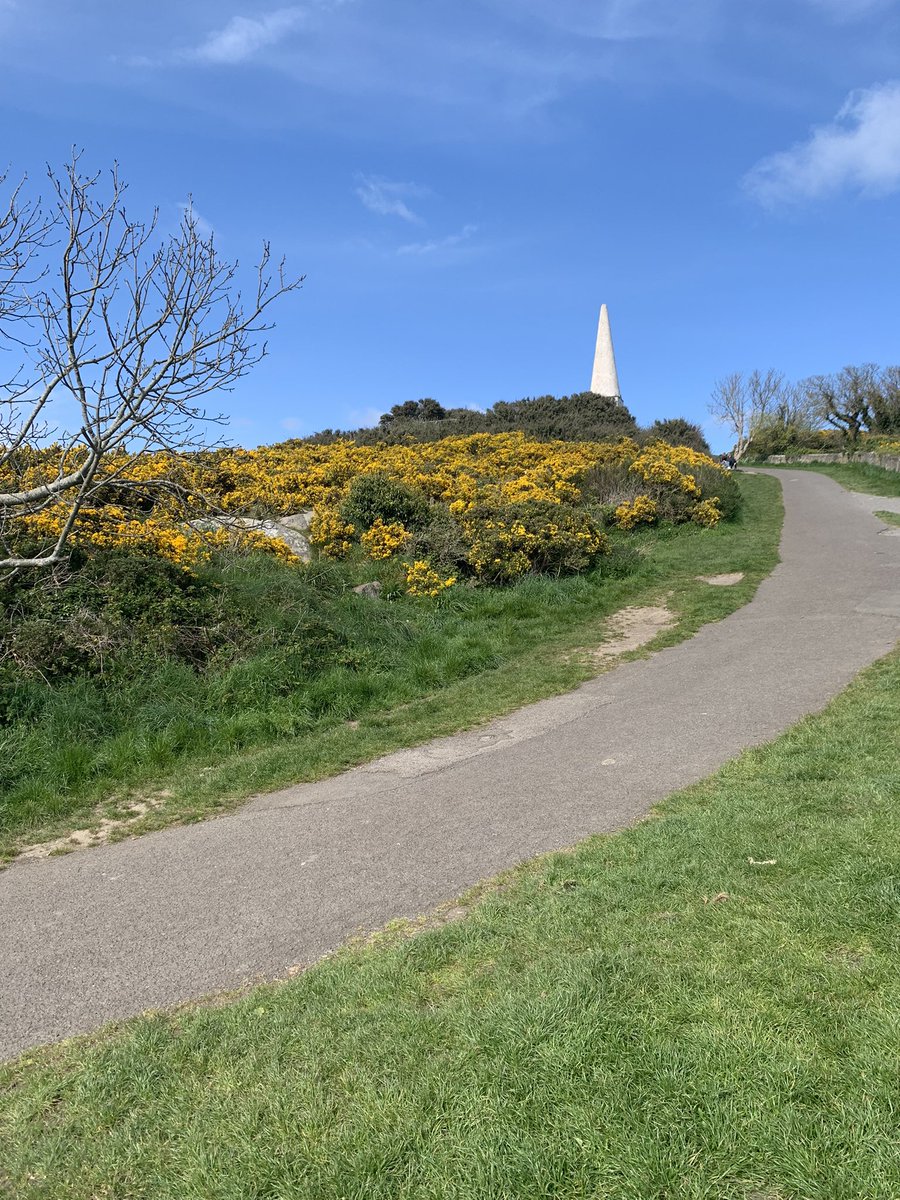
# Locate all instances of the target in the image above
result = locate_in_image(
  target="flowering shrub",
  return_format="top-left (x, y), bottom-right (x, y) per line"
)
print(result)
top-left (309, 509), bottom-right (355, 559)
top-left (629, 442), bottom-right (704, 496)
top-left (19, 501), bottom-right (229, 566)
top-left (404, 559), bottom-right (456, 597)
top-left (614, 494), bottom-right (658, 530)
top-left (4, 431), bottom-right (737, 581)
top-left (690, 498), bottom-right (723, 528)
top-left (863, 436), bottom-right (900, 455)
top-left (463, 501), bottom-right (609, 584)
top-left (360, 518), bottom-right (411, 560)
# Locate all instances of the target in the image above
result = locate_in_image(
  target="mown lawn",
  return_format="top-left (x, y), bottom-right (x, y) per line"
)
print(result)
top-left (1, 473), bottom-right (781, 859)
top-left (2, 643), bottom-right (899, 1197)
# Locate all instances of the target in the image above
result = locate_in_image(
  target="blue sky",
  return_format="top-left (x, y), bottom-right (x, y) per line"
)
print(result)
top-left (2, 0), bottom-right (900, 450)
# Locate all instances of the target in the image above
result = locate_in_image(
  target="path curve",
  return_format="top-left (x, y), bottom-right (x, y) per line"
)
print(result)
top-left (2, 471), bottom-right (899, 1060)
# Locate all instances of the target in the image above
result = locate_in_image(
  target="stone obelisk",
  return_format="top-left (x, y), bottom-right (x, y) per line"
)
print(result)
top-left (590, 304), bottom-right (621, 401)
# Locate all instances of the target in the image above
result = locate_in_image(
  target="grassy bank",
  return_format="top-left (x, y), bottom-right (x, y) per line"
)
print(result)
top-left (0, 474), bottom-right (781, 859)
top-left (3, 643), bottom-right (899, 1197)
top-left (761, 459), bottom-right (900, 496)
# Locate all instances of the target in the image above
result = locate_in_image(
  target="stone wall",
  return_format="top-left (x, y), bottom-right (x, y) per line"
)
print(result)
top-left (765, 451), bottom-right (900, 473)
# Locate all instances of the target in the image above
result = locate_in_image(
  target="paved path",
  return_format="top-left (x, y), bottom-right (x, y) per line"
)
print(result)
top-left (2, 471), bottom-right (899, 1060)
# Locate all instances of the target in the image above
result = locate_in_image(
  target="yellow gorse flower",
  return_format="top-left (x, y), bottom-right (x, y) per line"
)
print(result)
top-left (360, 518), bottom-right (412, 561)
top-left (5, 432), bottom-right (730, 571)
top-left (404, 559), bottom-right (456, 597)
top-left (614, 494), bottom-right (658, 530)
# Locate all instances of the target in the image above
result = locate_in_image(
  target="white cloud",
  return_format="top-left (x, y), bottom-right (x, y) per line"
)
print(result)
top-left (345, 406), bottom-right (383, 426)
top-left (355, 175), bottom-right (428, 223)
top-left (397, 224), bottom-right (478, 256)
top-left (744, 81), bottom-right (900, 205)
top-left (190, 8), bottom-right (305, 65)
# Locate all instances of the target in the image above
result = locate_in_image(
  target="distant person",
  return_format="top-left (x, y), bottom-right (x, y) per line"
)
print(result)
top-left (726, 452), bottom-right (736, 470)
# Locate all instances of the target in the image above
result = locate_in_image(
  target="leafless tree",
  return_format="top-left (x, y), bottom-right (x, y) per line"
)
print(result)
top-left (801, 364), bottom-right (878, 447)
top-left (0, 153), bottom-right (302, 570)
top-left (746, 369), bottom-right (784, 428)
top-left (708, 373), bottom-right (748, 458)
top-left (708, 369), bottom-right (786, 459)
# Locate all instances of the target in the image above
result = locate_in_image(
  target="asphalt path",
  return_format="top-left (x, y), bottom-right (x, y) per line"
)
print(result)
top-left (2, 470), bottom-right (899, 1060)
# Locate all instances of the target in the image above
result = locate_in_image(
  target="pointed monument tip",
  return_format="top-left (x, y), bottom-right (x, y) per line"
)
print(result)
top-left (591, 303), bottom-right (621, 400)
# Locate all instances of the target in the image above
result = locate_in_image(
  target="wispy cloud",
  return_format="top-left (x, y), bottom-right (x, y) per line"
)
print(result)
top-left (178, 200), bottom-right (214, 238)
top-left (280, 415), bottom-right (308, 433)
top-left (355, 175), bottom-right (428, 223)
top-left (397, 224), bottom-right (478, 256)
top-left (744, 81), bottom-right (900, 205)
top-left (188, 8), bottom-right (306, 65)
top-left (345, 405), bottom-right (383, 426)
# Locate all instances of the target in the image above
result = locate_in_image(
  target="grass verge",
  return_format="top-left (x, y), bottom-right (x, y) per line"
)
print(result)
top-left (1, 474), bottom-right (781, 859)
top-left (760, 459), bottom-right (900, 496)
top-left (2, 645), bottom-right (898, 1197)
top-left (875, 509), bottom-right (900, 528)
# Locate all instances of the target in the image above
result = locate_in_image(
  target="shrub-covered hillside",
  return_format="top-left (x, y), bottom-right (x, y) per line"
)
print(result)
top-left (302, 392), bottom-right (711, 454)
top-left (7, 434), bottom-right (736, 584)
top-left (0, 431), bottom-right (747, 854)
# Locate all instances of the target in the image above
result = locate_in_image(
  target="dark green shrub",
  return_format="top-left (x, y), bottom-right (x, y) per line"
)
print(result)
top-left (0, 551), bottom-right (227, 683)
top-left (407, 509), bottom-right (469, 571)
top-left (301, 392), bottom-right (640, 446)
top-left (0, 547), bottom-right (364, 697)
top-left (642, 418), bottom-right (711, 455)
top-left (340, 472), bottom-right (431, 531)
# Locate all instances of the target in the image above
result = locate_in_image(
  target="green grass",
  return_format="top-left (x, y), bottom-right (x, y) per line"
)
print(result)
top-left (0, 475), bottom-right (781, 859)
top-left (3, 644), bottom-right (899, 1197)
top-left (761, 459), bottom-right (900, 496)
top-left (875, 509), bottom-right (900, 528)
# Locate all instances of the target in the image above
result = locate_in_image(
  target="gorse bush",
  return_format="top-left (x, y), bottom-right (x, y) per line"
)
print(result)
top-left (643, 417), bottom-right (711, 455)
top-left (4, 434), bottom-right (737, 598)
top-left (614, 495), bottom-right (658, 530)
top-left (406, 507), bottom-right (471, 573)
top-left (690, 465), bottom-right (740, 521)
top-left (462, 501), bottom-right (609, 584)
top-left (581, 442), bottom-right (738, 529)
top-left (3, 432), bottom-right (737, 613)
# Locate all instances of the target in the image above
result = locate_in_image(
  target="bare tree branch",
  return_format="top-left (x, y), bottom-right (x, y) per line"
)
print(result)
top-left (708, 369), bottom-right (789, 460)
top-left (0, 152), bottom-right (303, 570)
